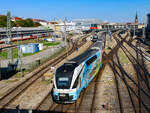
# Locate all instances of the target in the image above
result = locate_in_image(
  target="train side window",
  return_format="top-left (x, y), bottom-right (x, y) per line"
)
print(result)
top-left (86, 55), bottom-right (97, 67)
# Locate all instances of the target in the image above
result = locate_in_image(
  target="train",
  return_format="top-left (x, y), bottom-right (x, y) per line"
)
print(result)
top-left (90, 24), bottom-right (99, 30)
top-left (91, 34), bottom-right (98, 42)
top-left (0, 33), bottom-right (49, 44)
top-left (52, 39), bottom-right (103, 104)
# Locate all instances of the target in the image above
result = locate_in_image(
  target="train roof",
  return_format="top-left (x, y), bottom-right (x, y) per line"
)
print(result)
top-left (69, 49), bottom-right (99, 65)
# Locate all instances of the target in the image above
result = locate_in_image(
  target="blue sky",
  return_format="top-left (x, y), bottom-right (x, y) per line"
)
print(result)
top-left (0, 0), bottom-right (150, 23)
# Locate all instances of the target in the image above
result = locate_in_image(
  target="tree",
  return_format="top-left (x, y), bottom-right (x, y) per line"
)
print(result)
top-left (0, 16), bottom-right (7, 27)
top-left (25, 18), bottom-right (34, 27)
top-left (0, 15), bottom-right (17, 27)
top-left (11, 21), bottom-right (17, 27)
top-left (15, 20), bottom-right (27, 27)
top-left (0, 15), bottom-right (41, 27)
top-left (34, 22), bottom-right (41, 27)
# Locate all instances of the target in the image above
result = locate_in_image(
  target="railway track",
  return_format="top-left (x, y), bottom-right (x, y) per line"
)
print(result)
top-left (34, 33), bottom-right (105, 113)
top-left (0, 34), bottom-right (90, 113)
top-left (114, 33), bottom-right (150, 94)
top-left (117, 32), bottom-right (150, 62)
top-left (106, 31), bottom-right (150, 113)
top-left (35, 64), bottom-right (103, 113)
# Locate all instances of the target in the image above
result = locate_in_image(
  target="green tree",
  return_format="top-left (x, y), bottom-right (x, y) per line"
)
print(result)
top-left (15, 20), bottom-right (27, 27)
top-left (34, 22), bottom-right (41, 27)
top-left (25, 18), bottom-right (34, 27)
top-left (11, 21), bottom-right (17, 27)
top-left (0, 16), bottom-right (41, 27)
top-left (0, 16), bottom-right (7, 27)
top-left (0, 15), bottom-right (17, 27)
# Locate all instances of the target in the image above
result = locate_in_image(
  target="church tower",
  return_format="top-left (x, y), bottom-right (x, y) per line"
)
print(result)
top-left (135, 12), bottom-right (139, 23)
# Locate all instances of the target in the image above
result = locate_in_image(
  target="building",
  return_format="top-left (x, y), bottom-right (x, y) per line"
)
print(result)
top-left (147, 13), bottom-right (150, 30)
top-left (48, 21), bottom-right (58, 31)
top-left (32, 19), bottom-right (48, 26)
top-left (55, 22), bottom-right (76, 32)
top-left (73, 19), bottom-right (102, 32)
top-left (11, 17), bottom-right (23, 21)
top-left (146, 13), bottom-right (150, 39)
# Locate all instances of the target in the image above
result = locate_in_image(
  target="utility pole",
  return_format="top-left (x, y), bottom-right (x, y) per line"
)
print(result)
top-left (134, 25), bottom-right (136, 37)
top-left (64, 17), bottom-right (67, 47)
top-left (104, 31), bottom-right (106, 48)
top-left (17, 32), bottom-right (23, 77)
top-left (143, 27), bottom-right (145, 38)
top-left (7, 11), bottom-right (14, 71)
top-left (64, 17), bottom-right (68, 59)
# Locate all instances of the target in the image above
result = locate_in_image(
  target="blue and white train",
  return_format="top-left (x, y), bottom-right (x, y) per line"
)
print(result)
top-left (52, 40), bottom-right (103, 104)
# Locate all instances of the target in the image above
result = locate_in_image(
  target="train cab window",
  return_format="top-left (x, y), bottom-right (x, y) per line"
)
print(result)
top-left (86, 55), bottom-right (97, 67)
top-left (55, 63), bottom-right (78, 89)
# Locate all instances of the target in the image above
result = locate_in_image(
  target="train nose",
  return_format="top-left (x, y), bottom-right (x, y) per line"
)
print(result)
top-left (53, 92), bottom-right (75, 103)
top-left (59, 93), bottom-right (74, 101)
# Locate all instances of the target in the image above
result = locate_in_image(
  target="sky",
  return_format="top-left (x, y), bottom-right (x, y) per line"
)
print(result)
top-left (0, 0), bottom-right (150, 23)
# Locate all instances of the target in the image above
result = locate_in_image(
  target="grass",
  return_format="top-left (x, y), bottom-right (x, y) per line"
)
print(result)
top-left (41, 41), bottom-right (60, 47)
top-left (41, 79), bottom-right (52, 85)
top-left (0, 48), bottom-right (43, 59)
top-left (13, 37), bottom-right (51, 45)
top-left (13, 73), bottom-right (23, 78)
top-left (107, 47), bottom-right (112, 50)
top-left (0, 48), bottom-right (18, 59)
top-left (0, 41), bottom-right (61, 59)
top-left (5, 79), bottom-right (19, 83)
top-left (25, 47), bottom-right (66, 72)
top-left (23, 50), bottom-right (41, 57)
top-left (12, 71), bottom-right (28, 78)
top-left (119, 51), bottom-right (129, 64)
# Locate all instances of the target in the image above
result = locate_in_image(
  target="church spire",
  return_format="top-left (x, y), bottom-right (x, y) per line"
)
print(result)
top-left (135, 12), bottom-right (138, 23)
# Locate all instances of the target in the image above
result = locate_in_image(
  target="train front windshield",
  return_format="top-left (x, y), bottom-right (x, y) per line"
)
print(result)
top-left (55, 63), bottom-right (78, 89)
top-left (57, 77), bottom-right (69, 89)
top-left (93, 35), bottom-right (98, 39)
